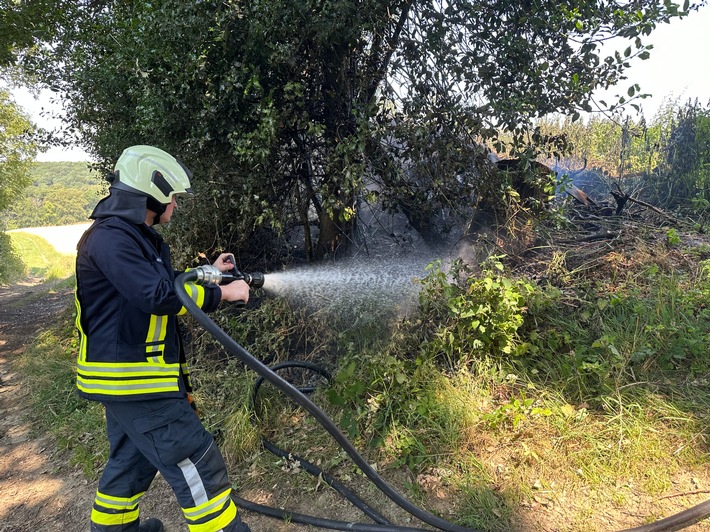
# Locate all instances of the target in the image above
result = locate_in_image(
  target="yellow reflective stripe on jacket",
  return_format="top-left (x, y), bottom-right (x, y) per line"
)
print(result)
top-left (146, 314), bottom-right (168, 353)
top-left (77, 361), bottom-right (180, 378)
top-left (95, 490), bottom-right (145, 510)
top-left (74, 292), bottom-right (88, 363)
top-left (77, 376), bottom-right (180, 395)
top-left (178, 282), bottom-right (206, 316)
top-left (181, 362), bottom-right (192, 389)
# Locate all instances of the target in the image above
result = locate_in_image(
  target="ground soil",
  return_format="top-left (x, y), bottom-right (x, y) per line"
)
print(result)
top-left (2, 224), bottom-right (710, 532)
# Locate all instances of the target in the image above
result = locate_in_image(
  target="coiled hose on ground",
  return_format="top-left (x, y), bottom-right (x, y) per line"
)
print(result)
top-left (175, 270), bottom-right (710, 532)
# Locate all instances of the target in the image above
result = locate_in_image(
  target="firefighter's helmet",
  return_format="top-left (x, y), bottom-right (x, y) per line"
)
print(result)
top-left (111, 145), bottom-right (193, 204)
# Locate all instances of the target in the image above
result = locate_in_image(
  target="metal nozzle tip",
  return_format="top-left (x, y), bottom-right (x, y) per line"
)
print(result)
top-left (247, 272), bottom-right (265, 289)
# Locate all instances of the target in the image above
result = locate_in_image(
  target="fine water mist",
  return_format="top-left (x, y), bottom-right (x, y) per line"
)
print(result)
top-left (260, 257), bottom-right (435, 314)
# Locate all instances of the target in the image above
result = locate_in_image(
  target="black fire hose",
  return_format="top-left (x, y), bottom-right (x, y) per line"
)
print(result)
top-left (617, 500), bottom-right (710, 532)
top-left (176, 269), bottom-right (479, 532)
top-left (249, 361), bottom-right (399, 526)
top-left (176, 270), bottom-right (710, 532)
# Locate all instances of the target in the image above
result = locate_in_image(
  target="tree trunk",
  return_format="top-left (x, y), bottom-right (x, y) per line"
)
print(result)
top-left (315, 210), bottom-right (345, 259)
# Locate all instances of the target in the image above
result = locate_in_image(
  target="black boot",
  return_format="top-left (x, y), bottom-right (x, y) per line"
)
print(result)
top-left (138, 518), bottom-right (163, 532)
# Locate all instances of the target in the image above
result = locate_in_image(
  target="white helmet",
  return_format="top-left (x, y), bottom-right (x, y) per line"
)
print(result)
top-left (111, 145), bottom-right (193, 204)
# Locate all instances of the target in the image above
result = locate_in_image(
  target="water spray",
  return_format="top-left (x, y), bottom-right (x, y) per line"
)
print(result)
top-left (259, 257), bottom-right (433, 315)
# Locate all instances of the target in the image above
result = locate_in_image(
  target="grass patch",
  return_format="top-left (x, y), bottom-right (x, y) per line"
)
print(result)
top-left (7, 231), bottom-right (75, 280)
top-left (236, 237), bottom-right (710, 529)
top-left (10, 224), bottom-right (710, 530)
top-left (0, 231), bottom-right (25, 284)
top-left (16, 306), bottom-right (107, 479)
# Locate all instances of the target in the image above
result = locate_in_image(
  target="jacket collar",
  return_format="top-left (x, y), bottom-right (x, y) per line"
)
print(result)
top-left (90, 187), bottom-right (148, 224)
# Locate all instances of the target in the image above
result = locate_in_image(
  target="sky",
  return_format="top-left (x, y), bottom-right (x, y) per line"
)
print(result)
top-left (7, 3), bottom-right (710, 163)
top-left (592, 3), bottom-right (710, 118)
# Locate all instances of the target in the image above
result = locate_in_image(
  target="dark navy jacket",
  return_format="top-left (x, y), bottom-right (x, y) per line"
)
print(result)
top-left (74, 215), bottom-right (220, 401)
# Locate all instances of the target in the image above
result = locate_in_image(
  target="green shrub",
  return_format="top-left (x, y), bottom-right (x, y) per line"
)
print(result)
top-left (324, 258), bottom-right (538, 468)
top-left (417, 258), bottom-right (536, 366)
top-left (0, 231), bottom-right (25, 284)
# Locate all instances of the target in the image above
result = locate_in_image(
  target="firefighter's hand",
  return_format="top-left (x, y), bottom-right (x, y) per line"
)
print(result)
top-left (220, 279), bottom-right (250, 304)
top-left (213, 253), bottom-right (236, 273)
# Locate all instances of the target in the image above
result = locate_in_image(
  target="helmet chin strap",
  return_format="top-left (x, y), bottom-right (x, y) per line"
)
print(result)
top-left (146, 196), bottom-right (167, 225)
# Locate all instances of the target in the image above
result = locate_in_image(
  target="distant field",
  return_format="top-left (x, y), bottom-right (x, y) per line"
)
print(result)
top-left (7, 223), bottom-right (91, 255)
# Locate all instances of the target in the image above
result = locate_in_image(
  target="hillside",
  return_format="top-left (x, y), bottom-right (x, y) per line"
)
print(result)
top-left (2, 161), bottom-right (103, 229)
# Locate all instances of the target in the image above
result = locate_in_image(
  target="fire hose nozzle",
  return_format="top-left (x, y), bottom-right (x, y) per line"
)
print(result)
top-left (223, 254), bottom-right (265, 289)
top-left (193, 257), bottom-right (264, 290)
top-left (193, 265), bottom-right (226, 286)
top-left (243, 271), bottom-right (265, 289)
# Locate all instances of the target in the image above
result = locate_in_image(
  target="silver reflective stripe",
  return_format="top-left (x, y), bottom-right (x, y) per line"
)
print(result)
top-left (147, 315), bottom-right (166, 351)
top-left (178, 455), bottom-right (208, 506)
top-left (78, 380), bottom-right (177, 391)
top-left (95, 492), bottom-right (144, 508)
top-left (77, 362), bottom-right (177, 374)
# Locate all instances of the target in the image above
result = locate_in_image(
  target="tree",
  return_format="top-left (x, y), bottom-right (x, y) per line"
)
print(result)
top-left (15, 0), bottom-right (698, 264)
top-left (0, 89), bottom-right (37, 283)
top-left (0, 90), bottom-right (35, 211)
top-left (0, 1), bottom-right (66, 70)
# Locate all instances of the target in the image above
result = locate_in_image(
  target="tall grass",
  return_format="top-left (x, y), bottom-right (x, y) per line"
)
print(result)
top-left (6, 231), bottom-right (75, 280)
top-left (13, 228), bottom-right (710, 531)
top-left (221, 248), bottom-right (710, 529)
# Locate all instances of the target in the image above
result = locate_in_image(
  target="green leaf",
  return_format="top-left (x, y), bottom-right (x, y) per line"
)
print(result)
top-left (326, 389), bottom-right (346, 406)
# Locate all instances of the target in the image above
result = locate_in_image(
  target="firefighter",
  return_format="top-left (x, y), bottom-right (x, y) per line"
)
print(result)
top-left (74, 145), bottom-right (251, 532)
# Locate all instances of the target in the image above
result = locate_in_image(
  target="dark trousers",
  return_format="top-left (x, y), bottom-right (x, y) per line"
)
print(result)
top-left (89, 395), bottom-right (249, 532)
